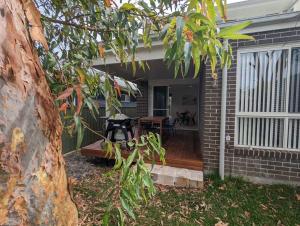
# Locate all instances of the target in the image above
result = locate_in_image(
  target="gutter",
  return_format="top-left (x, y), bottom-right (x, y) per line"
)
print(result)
top-left (219, 39), bottom-right (228, 180)
top-left (219, 11), bottom-right (300, 29)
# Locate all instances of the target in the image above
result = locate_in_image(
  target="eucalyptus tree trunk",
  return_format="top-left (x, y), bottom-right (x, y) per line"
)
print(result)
top-left (0, 0), bottom-right (78, 225)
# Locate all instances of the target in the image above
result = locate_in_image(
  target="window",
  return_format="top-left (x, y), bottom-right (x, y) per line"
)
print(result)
top-left (120, 94), bottom-right (131, 103)
top-left (236, 46), bottom-right (300, 150)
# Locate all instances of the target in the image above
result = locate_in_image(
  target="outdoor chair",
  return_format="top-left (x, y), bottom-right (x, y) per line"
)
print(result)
top-left (140, 121), bottom-right (158, 135)
top-left (176, 112), bottom-right (185, 125)
top-left (163, 117), bottom-right (176, 136)
top-left (190, 112), bottom-right (197, 125)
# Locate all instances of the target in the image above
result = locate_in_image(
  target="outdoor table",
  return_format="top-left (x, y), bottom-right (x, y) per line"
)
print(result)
top-left (138, 116), bottom-right (168, 137)
top-left (180, 111), bottom-right (190, 125)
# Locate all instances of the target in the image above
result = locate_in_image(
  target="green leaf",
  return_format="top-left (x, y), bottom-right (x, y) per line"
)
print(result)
top-left (216, 0), bottom-right (227, 20)
top-left (126, 148), bottom-right (137, 168)
top-left (189, 12), bottom-right (210, 23)
top-left (218, 21), bottom-right (252, 37)
top-left (114, 145), bottom-right (123, 169)
top-left (74, 115), bottom-right (84, 149)
top-left (142, 174), bottom-right (153, 187)
top-left (192, 42), bottom-right (201, 78)
top-left (120, 196), bottom-right (136, 220)
top-left (160, 23), bottom-right (170, 40)
top-left (207, 0), bottom-right (216, 22)
top-left (219, 33), bottom-right (254, 40)
top-left (176, 16), bottom-right (184, 43)
top-left (117, 207), bottom-right (125, 226)
top-left (102, 211), bottom-right (110, 226)
top-left (120, 3), bottom-right (136, 11)
top-left (184, 42), bottom-right (192, 76)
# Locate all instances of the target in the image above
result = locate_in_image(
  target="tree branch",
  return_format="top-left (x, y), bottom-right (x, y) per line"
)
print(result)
top-left (42, 15), bottom-right (124, 32)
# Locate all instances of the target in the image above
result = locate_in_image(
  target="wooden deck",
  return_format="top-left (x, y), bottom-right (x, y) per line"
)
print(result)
top-left (81, 130), bottom-right (203, 171)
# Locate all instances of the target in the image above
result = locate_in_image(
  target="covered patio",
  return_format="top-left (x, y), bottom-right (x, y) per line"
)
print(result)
top-left (81, 129), bottom-right (203, 171)
top-left (82, 47), bottom-right (204, 171)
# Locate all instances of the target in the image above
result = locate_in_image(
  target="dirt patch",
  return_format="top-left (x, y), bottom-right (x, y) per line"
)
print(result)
top-left (64, 151), bottom-right (114, 179)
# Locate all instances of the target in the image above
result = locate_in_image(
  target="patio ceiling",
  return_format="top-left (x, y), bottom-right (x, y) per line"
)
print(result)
top-left (93, 59), bottom-right (199, 82)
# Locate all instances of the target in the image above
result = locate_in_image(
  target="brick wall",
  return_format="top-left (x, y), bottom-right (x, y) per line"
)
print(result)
top-left (136, 81), bottom-right (148, 117)
top-left (203, 27), bottom-right (300, 185)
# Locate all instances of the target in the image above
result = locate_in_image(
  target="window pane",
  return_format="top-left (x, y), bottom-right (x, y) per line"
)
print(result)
top-left (237, 117), bottom-right (284, 148)
top-left (153, 86), bottom-right (168, 109)
top-left (239, 50), bottom-right (288, 113)
top-left (289, 48), bottom-right (300, 113)
top-left (287, 119), bottom-right (300, 149)
top-left (153, 110), bottom-right (168, 116)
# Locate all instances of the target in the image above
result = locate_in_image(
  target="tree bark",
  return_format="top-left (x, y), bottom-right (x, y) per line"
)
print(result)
top-left (0, 0), bottom-right (78, 225)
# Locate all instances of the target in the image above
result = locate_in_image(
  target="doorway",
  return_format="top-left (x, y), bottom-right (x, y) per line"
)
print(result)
top-left (150, 82), bottom-right (199, 130)
top-left (153, 86), bottom-right (169, 116)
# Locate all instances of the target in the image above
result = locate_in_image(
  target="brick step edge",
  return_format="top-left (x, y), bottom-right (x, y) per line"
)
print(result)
top-left (145, 164), bottom-right (204, 189)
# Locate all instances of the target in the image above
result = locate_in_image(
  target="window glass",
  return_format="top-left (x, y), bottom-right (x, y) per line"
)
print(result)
top-left (237, 48), bottom-right (299, 150)
top-left (239, 50), bottom-right (288, 113)
top-left (289, 48), bottom-right (300, 113)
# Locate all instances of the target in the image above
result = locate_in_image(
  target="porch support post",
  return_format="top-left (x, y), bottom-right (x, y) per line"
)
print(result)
top-left (104, 75), bottom-right (111, 128)
top-left (219, 39), bottom-right (228, 180)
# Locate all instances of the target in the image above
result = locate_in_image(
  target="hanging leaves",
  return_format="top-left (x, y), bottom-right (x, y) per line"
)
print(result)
top-left (218, 21), bottom-right (254, 40)
top-left (184, 42), bottom-right (192, 76)
top-left (176, 17), bottom-right (185, 46)
top-left (75, 86), bottom-right (83, 115)
top-left (103, 0), bottom-right (111, 8)
top-left (162, 0), bottom-right (252, 79)
top-left (216, 0), bottom-right (227, 20)
top-left (74, 115), bottom-right (84, 149)
top-left (114, 80), bottom-right (121, 97)
top-left (56, 87), bottom-right (74, 100)
top-left (98, 44), bottom-right (105, 59)
top-left (76, 68), bottom-right (86, 84)
top-left (58, 102), bottom-right (68, 114)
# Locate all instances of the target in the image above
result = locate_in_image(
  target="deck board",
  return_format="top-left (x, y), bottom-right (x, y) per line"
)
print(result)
top-left (81, 130), bottom-right (203, 171)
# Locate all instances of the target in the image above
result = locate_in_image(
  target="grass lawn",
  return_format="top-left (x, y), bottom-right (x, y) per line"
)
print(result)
top-left (72, 167), bottom-right (300, 226)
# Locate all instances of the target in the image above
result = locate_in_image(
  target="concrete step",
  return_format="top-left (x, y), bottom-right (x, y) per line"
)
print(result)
top-left (145, 164), bottom-right (203, 188)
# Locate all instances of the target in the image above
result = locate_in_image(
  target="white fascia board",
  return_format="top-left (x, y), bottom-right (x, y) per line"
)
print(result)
top-left (219, 12), bottom-right (300, 32)
top-left (92, 40), bottom-right (165, 66)
top-left (148, 78), bottom-right (198, 86)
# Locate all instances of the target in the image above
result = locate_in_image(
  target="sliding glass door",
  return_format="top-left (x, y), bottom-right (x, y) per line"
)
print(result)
top-left (153, 86), bottom-right (169, 116)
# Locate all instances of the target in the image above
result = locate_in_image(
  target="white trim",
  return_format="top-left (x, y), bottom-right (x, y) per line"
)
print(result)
top-left (93, 43), bottom-right (165, 65)
top-left (148, 78), bottom-right (198, 86)
top-left (236, 112), bottom-right (300, 118)
top-left (237, 43), bottom-right (300, 54)
top-left (226, 19), bottom-right (300, 35)
top-left (234, 48), bottom-right (241, 146)
top-left (148, 83), bottom-right (153, 116)
top-left (234, 144), bottom-right (300, 152)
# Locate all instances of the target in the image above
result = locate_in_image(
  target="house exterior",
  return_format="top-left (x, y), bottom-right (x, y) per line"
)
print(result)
top-left (93, 0), bottom-right (300, 185)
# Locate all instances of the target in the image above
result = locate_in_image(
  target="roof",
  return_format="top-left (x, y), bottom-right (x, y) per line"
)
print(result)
top-left (225, 0), bottom-right (298, 22)
top-left (216, 0), bottom-right (300, 33)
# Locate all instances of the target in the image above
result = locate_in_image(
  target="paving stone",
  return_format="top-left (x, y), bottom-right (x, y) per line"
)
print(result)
top-left (145, 164), bottom-right (203, 188)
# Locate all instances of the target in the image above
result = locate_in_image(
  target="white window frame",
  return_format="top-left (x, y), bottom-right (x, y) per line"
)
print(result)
top-left (120, 93), bottom-right (131, 103)
top-left (235, 43), bottom-right (300, 151)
